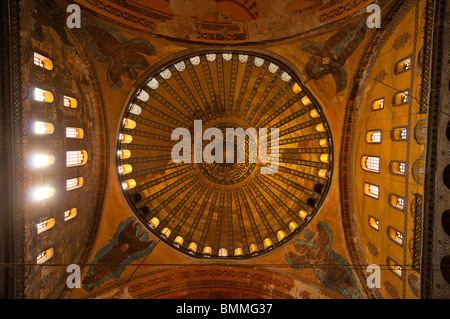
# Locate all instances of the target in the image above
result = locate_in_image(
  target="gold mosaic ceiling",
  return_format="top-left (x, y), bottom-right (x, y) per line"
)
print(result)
top-left (116, 49), bottom-right (334, 259)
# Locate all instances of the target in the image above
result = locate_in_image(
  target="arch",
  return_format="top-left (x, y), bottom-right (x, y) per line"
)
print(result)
top-left (389, 160), bottom-right (407, 176)
top-left (361, 156), bottom-right (380, 173)
top-left (371, 98), bottom-right (384, 111)
top-left (36, 218), bottom-right (55, 234)
top-left (363, 183), bottom-right (379, 199)
top-left (387, 226), bottom-right (404, 246)
top-left (37, 248), bottom-right (54, 264)
top-left (394, 56), bottom-right (412, 75)
top-left (34, 88), bottom-right (54, 103)
top-left (387, 257), bottom-right (403, 278)
top-left (366, 130), bottom-right (382, 144)
top-left (66, 127), bottom-right (84, 139)
top-left (64, 96), bottom-right (78, 109)
top-left (388, 194), bottom-right (405, 211)
top-left (391, 127), bottom-right (408, 141)
top-left (33, 52), bottom-right (53, 70)
top-left (66, 177), bottom-right (84, 191)
top-left (392, 90), bottom-right (410, 106)
top-left (64, 208), bottom-right (77, 221)
top-left (33, 121), bottom-right (54, 135)
top-left (66, 150), bottom-right (88, 167)
top-left (368, 216), bottom-right (379, 231)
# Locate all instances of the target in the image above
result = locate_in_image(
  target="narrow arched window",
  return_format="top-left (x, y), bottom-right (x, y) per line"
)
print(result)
top-left (188, 242), bottom-right (198, 253)
top-left (361, 156), bottom-right (380, 173)
top-left (394, 56), bottom-right (411, 75)
top-left (203, 246), bottom-right (213, 255)
top-left (389, 161), bottom-right (407, 176)
top-left (37, 247), bottom-right (54, 264)
top-left (33, 52), bottom-right (53, 70)
top-left (121, 179), bottom-right (136, 190)
top-left (393, 90), bottom-right (410, 106)
top-left (34, 88), bottom-right (54, 103)
top-left (32, 186), bottom-right (55, 201)
top-left (371, 98), bottom-right (384, 111)
top-left (36, 218), bottom-right (55, 234)
top-left (389, 194), bottom-right (405, 211)
top-left (66, 151), bottom-right (88, 167)
top-left (368, 216), bottom-right (379, 231)
top-left (66, 127), bottom-right (84, 139)
top-left (391, 127), bottom-right (408, 141)
top-left (64, 208), bottom-right (77, 221)
top-left (387, 257), bottom-right (403, 278)
top-left (263, 238), bottom-right (273, 249)
top-left (364, 183), bottom-right (379, 199)
top-left (119, 134), bottom-right (133, 144)
top-left (66, 177), bottom-right (83, 191)
top-left (33, 121), bottom-right (54, 135)
top-left (366, 130), bottom-right (382, 144)
top-left (117, 150), bottom-right (131, 159)
top-left (387, 226), bottom-right (404, 246)
top-left (64, 96), bottom-right (78, 109)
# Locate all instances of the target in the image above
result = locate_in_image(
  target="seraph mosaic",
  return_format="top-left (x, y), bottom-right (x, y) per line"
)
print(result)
top-left (285, 222), bottom-right (362, 299)
top-left (82, 217), bottom-right (157, 292)
top-left (82, 19), bottom-right (156, 90)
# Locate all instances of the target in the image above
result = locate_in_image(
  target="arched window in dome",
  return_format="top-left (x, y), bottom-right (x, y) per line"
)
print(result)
top-left (121, 179), bottom-right (136, 190)
top-left (394, 56), bottom-right (411, 75)
top-left (123, 118), bottom-right (137, 130)
top-left (66, 127), bottom-right (84, 139)
top-left (37, 248), bottom-right (54, 264)
top-left (33, 121), bottom-right (54, 135)
top-left (119, 134), bottom-right (133, 144)
top-left (387, 257), bottom-right (403, 278)
top-left (389, 194), bottom-right (405, 211)
top-left (36, 218), bottom-right (55, 234)
top-left (392, 90), bottom-right (410, 106)
top-left (366, 130), bottom-right (382, 144)
top-left (64, 96), bottom-right (78, 109)
top-left (391, 127), bottom-right (408, 141)
top-left (389, 161), bottom-right (407, 176)
top-left (188, 242), bottom-right (197, 253)
top-left (64, 208), bottom-right (77, 221)
top-left (371, 98), bottom-right (384, 111)
top-left (387, 226), bottom-right (404, 246)
top-left (364, 183), bottom-right (379, 199)
top-left (361, 156), bottom-right (380, 173)
top-left (66, 151), bottom-right (88, 167)
top-left (34, 88), bottom-right (54, 103)
top-left (368, 216), bottom-right (379, 231)
top-left (32, 186), bottom-right (56, 201)
top-left (117, 150), bottom-right (131, 159)
top-left (218, 248), bottom-right (228, 257)
top-left (33, 52), bottom-right (53, 70)
top-left (66, 177), bottom-right (83, 191)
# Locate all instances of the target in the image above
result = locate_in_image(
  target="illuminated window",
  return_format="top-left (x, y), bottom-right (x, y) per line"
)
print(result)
top-left (118, 164), bottom-right (133, 175)
top-left (64, 208), bottom-right (77, 221)
top-left (371, 98), bottom-right (384, 111)
top-left (277, 230), bottom-right (287, 241)
top-left (389, 194), bottom-right (405, 211)
top-left (33, 121), bottom-right (54, 135)
top-left (66, 177), bottom-right (83, 191)
top-left (66, 151), bottom-right (88, 167)
top-left (234, 247), bottom-right (244, 256)
top-left (66, 127), bottom-right (84, 139)
top-left (387, 226), bottom-right (404, 246)
top-left (393, 90), bottom-right (410, 106)
top-left (119, 134), bottom-right (133, 144)
top-left (129, 104), bottom-right (142, 116)
top-left (387, 257), bottom-right (403, 278)
top-left (394, 57), bottom-right (411, 75)
top-left (319, 138), bottom-right (329, 147)
top-left (364, 183), bottom-right (379, 199)
top-left (34, 88), bottom-right (54, 103)
top-left (64, 96), bottom-right (78, 109)
top-left (174, 236), bottom-right (184, 246)
top-left (390, 161), bottom-right (407, 176)
top-left (203, 246), bottom-right (212, 255)
top-left (391, 127), bottom-right (408, 141)
top-left (361, 156), bottom-right (380, 173)
top-left (161, 227), bottom-right (171, 238)
top-left (188, 242), bottom-right (197, 253)
top-left (121, 179), bottom-right (136, 190)
top-left (368, 216), bottom-right (379, 231)
top-left (149, 217), bottom-right (160, 228)
top-left (33, 52), bottom-right (53, 70)
top-left (310, 109), bottom-right (320, 118)
top-left (249, 244), bottom-right (258, 254)
top-left (37, 248), bottom-right (54, 264)
top-left (123, 118), bottom-right (137, 130)
top-left (31, 154), bottom-right (55, 169)
top-left (366, 130), bottom-right (382, 144)
top-left (302, 96), bottom-right (312, 106)
top-left (218, 248), bottom-right (228, 257)
top-left (32, 186), bottom-right (55, 201)
top-left (263, 238), bottom-right (274, 249)
top-left (36, 218), bottom-right (55, 234)
top-left (289, 222), bottom-right (299, 232)
top-left (315, 123), bottom-right (326, 132)
top-left (292, 83), bottom-right (302, 94)
top-left (117, 150), bottom-right (131, 159)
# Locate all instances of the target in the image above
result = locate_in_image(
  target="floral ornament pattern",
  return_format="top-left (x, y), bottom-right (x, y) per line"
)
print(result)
top-left (301, 20), bottom-right (366, 94)
top-left (285, 222), bottom-right (362, 299)
top-left (83, 19), bottom-right (156, 90)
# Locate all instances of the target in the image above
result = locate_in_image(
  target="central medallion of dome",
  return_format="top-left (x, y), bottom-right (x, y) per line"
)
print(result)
top-left (116, 49), bottom-right (333, 259)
